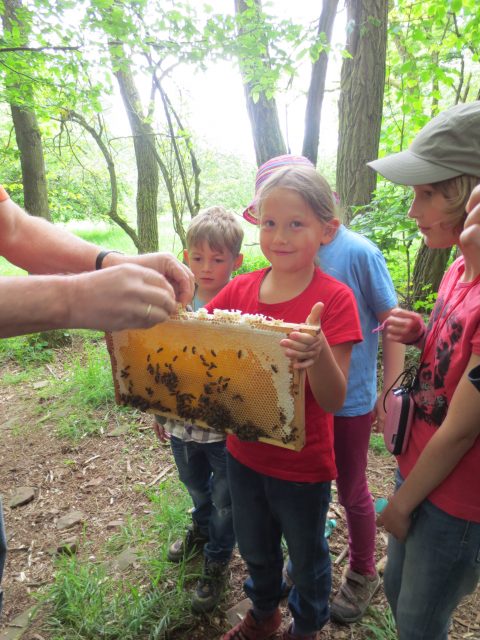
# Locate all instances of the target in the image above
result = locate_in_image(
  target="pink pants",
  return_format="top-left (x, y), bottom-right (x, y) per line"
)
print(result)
top-left (334, 412), bottom-right (377, 576)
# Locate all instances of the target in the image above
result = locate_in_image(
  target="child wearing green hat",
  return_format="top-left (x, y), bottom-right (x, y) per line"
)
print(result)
top-left (371, 101), bottom-right (480, 640)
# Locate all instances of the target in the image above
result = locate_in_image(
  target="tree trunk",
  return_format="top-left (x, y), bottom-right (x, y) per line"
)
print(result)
top-left (2, 0), bottom-right (50, 220)
top-left (336, 0), bottom-right (388, 223)
top-left (302, 0), bottom-right (339, 165)
top-left (412, 244), bottom-right (452, 309)
top-left (234, 0), bottom-right (287, 166)
top-left (113, 51), bottom-right (159, 254)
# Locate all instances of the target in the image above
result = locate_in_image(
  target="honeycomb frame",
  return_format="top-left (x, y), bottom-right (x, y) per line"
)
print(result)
top-left (106, 310), bottom-right (318, 451)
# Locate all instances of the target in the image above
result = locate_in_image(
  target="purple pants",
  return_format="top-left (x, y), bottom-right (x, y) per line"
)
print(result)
top-left (334, 412), bottom-right (377, 576)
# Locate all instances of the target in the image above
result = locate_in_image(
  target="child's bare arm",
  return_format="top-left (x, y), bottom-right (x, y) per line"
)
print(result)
top-left (280, 302), bottom-right (353, 413)
top-left (373, 308), bottom-right (406, 433)
top-left (378, 352), bottom-right (480, 541)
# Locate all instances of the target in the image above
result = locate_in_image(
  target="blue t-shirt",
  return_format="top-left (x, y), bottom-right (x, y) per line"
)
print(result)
top-left (318, 224), bottom-right (397, 416)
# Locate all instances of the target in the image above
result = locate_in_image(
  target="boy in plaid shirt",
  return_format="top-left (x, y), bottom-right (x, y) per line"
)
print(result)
top-left (153, 206), bottom-right (243, 612)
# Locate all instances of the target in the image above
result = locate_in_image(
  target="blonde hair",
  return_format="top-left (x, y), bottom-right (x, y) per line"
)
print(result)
top-left (186, 206), bottom-right (244, 257)
top-left (255, 165), bottom-right (338, 225)
top-left (433, 174), bottom-right (480, 231)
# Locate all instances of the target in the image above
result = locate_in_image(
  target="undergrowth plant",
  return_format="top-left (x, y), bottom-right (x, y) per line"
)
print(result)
top-left (360, 605), bottom-right (397, 639)
top-left (43, 478), bottom-right (202, 640)
top-left (51, 341), bottom-right (122, 440)
top-left (0, 333), bottom-right (55, 368)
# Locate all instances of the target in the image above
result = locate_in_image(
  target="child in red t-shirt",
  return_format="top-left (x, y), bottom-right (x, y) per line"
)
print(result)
top-left (206, 166), bottom-right (362, 640)
top-left (370, 103), bottom-right (480, 640)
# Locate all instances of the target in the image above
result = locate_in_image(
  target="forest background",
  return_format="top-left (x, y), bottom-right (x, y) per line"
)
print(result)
top-left (1, 0), bottom-right (479, 308)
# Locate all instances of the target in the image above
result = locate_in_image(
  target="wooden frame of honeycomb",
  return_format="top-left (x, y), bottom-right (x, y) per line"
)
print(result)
top-left (106, 309), bottom-right (318, 451)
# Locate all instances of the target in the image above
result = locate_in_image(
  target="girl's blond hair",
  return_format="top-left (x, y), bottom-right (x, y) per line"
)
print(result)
top-left (433, 174), bottom-right (480, 231)
top-left (255, 165), bottom-right (338, 225)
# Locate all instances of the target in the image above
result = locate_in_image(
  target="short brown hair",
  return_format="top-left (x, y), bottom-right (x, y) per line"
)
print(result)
top-left (186, 206), bottom-right (244, 257)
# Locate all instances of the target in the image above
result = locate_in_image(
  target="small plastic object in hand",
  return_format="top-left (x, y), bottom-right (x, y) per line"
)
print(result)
top-left (375, 497), bottom-right (388, 514)
top-left (324, 518), bottom-right (336, 538)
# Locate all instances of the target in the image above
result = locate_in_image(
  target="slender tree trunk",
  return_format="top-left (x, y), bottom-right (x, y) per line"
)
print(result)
top-left (336, 0), bottom-right (388, 222)
top-left (2, 0), bottom-right (50, 220)
top-left (412, 244), bottom-right (452, 308)
top-left (234, 0), bottom-right (287, 165)
top-left (113, 49), bottom-right (159, 253)
top-left (302, 0), bottom-right (339, 165)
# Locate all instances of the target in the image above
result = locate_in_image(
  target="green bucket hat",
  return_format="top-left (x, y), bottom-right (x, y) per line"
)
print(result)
top-left (368, 101), bottom-right (480, 185)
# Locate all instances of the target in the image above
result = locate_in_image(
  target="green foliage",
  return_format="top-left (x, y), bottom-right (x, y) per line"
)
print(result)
top-left (360, 605), bottom-right (397, 639)
top-left (43, 478), bottom-right (199, 639)
top-left (53, 342), bottom-right (117, 440)
top-left (350, 182), bottom-right (419, 304)
top-left (384, 0), bottom-right (480, 156)
top-left (236, 251), bottom-right (269, 275)
top-left (0, 333), bottom-right (55, 368)
top-left (369, 433), bottom-right (389, 457)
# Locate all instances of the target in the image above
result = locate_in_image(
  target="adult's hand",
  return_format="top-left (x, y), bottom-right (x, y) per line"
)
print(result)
top-left (103, 252), bottom-right (194, 306)
top-left (70, 263), bottom-right (179, 331)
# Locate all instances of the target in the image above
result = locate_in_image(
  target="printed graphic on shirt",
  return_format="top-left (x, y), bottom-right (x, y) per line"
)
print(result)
top-left (414, 295), bottom-right (464, 427)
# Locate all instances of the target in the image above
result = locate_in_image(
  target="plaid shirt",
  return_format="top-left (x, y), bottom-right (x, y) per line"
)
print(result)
top-left (157, 416), bottom-right (226, 443)
top-left (154, 290), bottom-right (226, 444)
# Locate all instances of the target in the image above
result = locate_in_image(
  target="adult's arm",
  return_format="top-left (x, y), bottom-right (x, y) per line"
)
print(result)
top-left (0, 196), bottom-right (194, 305)
top-left (0, 264), bottom-right (180, 338)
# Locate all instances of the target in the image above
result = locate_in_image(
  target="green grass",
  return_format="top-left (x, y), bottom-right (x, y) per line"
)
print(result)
top-left (51, 342), bottom-right (118, 440)
top-left (369, 432), bottom-right (389, 457)
top-left (360, 605), bottom-right (397, 639)
top-left (43, 478), bottom-right (200, 640)
top-left (0, 333), bottom-right (55, 368)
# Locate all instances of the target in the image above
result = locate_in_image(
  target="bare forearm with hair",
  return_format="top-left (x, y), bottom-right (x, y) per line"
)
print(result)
top-left (0, 198), bottom-right (99, 274)
top-left (0, 264), bottom-right (179, 338)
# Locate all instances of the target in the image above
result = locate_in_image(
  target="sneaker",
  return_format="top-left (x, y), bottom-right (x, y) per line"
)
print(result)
top-left (221, 608), bottom-right (282, 640)
top-left (167, 523), bottom-right (208, 563)
top-left (281, 623), bottom-right (318, 639)
top-left (330, 568), bottom-right (381, 624)
top-left (192, 559), bottom-right (229, 613)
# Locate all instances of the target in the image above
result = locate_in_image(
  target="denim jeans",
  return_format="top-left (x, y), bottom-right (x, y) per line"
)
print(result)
top-left (384, 471), bottom-right (480, 640)
top-left (0, 498), bottom-right (7, 616)
top-left (227, 453), bottom-right (331, 635)
top-left (170, 436), bottom-right (234, 563)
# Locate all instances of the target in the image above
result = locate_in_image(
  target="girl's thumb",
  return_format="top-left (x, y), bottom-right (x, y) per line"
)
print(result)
top-left (306, 301), bottom-right (324, 327)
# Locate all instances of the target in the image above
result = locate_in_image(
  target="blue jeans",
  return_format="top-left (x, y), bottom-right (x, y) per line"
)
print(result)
top-left (385, 471), bottom-right (480, 640)
top-left (227, 453), bottom-right (331, 635)
top-left (170, 436), bottom-right (234, 563)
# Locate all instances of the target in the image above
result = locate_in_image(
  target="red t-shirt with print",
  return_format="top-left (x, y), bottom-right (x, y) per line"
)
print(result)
top-left (400, 257), bottom-right (480, 522)
top-left (205, 267), bottom-right (362, 483)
